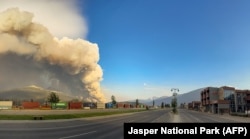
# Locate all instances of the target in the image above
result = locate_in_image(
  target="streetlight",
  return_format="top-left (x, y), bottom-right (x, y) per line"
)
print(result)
top-left (171, 88), bottom-right (179, 113)
top-left (171, 88), bottom-right (179, 96)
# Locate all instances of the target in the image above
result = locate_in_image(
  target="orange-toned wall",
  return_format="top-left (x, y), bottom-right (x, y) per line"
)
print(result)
top-left (22, 102), bottom-right (40, 109)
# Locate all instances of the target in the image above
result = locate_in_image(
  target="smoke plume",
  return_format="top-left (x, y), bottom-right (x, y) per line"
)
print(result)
top-left (0, 0), bottom-right (87, 39)
top-left (0, 8), bottom-right (106, 103)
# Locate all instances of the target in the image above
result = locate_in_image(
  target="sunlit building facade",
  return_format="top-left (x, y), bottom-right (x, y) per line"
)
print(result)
top-left (201, 86), bottom-right (250, 115)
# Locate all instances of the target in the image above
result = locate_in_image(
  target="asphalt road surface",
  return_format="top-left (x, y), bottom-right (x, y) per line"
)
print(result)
top-left (0, 108), bottom-right (250, 139)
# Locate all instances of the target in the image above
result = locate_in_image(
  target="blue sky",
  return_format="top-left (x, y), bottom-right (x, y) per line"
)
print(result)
top-left (1, 0), bottom-right (250, 102)
top-left (79, 0), bottom-right (250, 101)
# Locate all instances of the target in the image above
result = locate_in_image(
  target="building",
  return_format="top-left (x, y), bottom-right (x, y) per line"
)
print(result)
top-left (201, 86), bottom-right (250, 115)
top-left (201, 87), bottom-right (220, 113)
top-left (200, 86), bottom-right (233, 114)
top-left (188, 101), bottom-right (201, 111)
top-left (229, 89), bottom-right (250, 116)
top-left (22, 101), bottom-right (40, 109)
top-left (0, 101), bottom-right (13, 109)
top-left (68, 102), bottom-right (82, 109)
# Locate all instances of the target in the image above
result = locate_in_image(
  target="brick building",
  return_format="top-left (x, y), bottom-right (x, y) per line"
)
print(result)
top-left (188, 101), bottom-right (201, 111)
top-left (201, 86), bottom-right (250, 115)
top-left (200, 86), bottom-right (232, 114)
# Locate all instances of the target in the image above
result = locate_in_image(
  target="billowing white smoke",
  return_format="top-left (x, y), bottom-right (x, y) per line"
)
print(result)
top-left (0, 0), bottom-right (87, 39)
top-left (0, 8), bottom-right (106, 103)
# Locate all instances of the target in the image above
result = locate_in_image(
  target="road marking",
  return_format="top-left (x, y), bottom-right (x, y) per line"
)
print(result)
top-left (59, 131), bottom-right (96, 139)
top-left (0, 115), bottom-right (137, 131)
top-left (152, 116), bottom-right (162, 122)
top-left (125, 120), bottom-right (134, 123)
top-left (0, 112), bottom-right (149, 131)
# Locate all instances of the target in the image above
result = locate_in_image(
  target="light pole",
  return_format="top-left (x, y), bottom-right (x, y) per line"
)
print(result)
top-left (152, 97), bottom-right (155, 107)
top-left (171, 88), bottom-right (179, 113)
top-left (171, 88), bottom-right (179, 97)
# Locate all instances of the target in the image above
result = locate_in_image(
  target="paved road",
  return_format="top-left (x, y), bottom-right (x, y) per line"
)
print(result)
top-left (170, 108), bottom-right (250, 123)
top-left (0, 108), bottom-right (140, 115)
top-left (0, 108), bottom-right (249, 139)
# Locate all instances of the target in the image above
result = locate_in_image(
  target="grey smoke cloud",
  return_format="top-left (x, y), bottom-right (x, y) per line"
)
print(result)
top-left (0, 7), bottom-right (106, 103)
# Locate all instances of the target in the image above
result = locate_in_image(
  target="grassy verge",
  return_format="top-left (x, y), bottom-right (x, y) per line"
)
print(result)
top-left (0, 109), bottom-right (148, 120)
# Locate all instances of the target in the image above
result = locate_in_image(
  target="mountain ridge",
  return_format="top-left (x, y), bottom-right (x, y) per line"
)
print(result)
top-left (0, 85), bottom-right (77, 103)
top-left (130, 87), bottom-right (206, 106)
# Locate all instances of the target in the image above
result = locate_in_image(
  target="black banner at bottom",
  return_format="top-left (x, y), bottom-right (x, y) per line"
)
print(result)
top-left (124, 123), bottom-right (250, 138)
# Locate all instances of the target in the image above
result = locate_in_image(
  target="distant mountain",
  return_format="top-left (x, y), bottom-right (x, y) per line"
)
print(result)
top-left (141, 87), bottom-right (205, 106)
top-left (0, 85), bottom-right (77, 103)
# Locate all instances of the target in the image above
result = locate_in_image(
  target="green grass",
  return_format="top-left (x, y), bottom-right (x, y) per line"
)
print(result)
top-left (0, 109), bottom-right (148, 120)
top-left (0, 115), bottom-right (34, 120)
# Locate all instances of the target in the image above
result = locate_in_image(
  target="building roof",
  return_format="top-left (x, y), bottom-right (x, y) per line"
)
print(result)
top-left (220, 86), bottom-right (235, 90)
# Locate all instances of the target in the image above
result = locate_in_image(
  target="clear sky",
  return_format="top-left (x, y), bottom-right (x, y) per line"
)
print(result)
top-left (1, 0), bottom-right (250, 102)
top-left (80, 0), bottom-right (250, 101)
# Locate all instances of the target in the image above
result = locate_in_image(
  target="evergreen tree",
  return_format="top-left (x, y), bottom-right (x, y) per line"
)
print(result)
top-left (111, 95), bottom-right (117, 105)
top-left (161, 102), bottom-right (164, 108)
top-left (136, 99), bottom-right (139, 107)
top-left (47, 92), bottom-right (60, 103)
